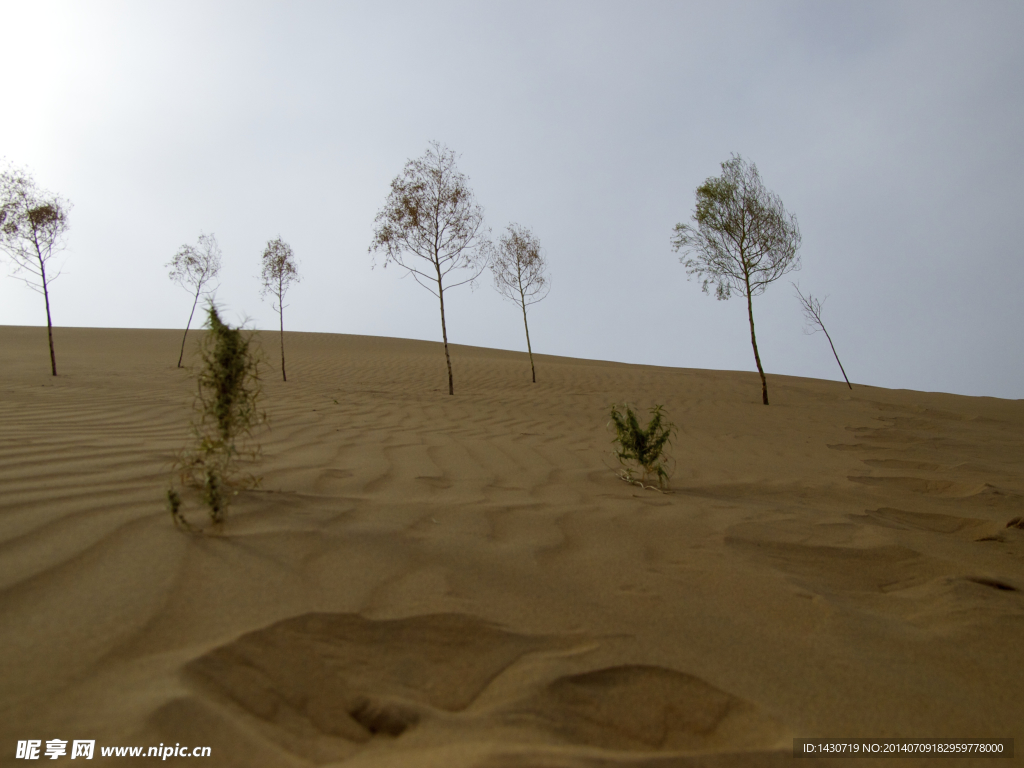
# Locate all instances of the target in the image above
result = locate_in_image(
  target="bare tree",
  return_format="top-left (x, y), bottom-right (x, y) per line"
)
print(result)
top-left (259, 236), bottom-right (300, 381)
top-left (490, 223), bottom-right (549, 383)
top-left (0, 164), bottom-right (72, 376)
top-left (167, 232), bottom-right (221, 368)
top-left (672, 154), bottom-right (801, 405)
top-left (369, 141), bottom-right (489, 395)
top-left (793, 283), bottom-right (852, 389)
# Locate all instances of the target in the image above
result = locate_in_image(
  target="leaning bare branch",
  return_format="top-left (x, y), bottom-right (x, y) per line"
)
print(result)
top-left (793, 282), bottom-right (852, 389)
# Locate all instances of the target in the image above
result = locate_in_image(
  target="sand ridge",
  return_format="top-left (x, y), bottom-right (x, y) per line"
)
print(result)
top-left (0, 325), bottom-right (1021, 766)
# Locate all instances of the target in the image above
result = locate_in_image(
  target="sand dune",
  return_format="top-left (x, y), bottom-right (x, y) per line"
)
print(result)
top-left (0, 325), bottom-right (1021, 766)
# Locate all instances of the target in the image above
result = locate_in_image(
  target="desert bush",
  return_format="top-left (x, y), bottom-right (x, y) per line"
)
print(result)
top-left (169, 304), bottom-right (265, 529)
top-left (609, 404), bottom-right (674, 489)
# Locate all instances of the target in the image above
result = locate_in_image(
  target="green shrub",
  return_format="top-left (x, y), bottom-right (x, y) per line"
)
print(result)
top-left (609, 403), bottom-right (674, 489)
top-left (170, 304), bottom-right (265, 529)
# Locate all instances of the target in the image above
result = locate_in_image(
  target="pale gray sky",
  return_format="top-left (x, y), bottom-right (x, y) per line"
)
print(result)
top-left (2, 0), bottom-right (1022, 399)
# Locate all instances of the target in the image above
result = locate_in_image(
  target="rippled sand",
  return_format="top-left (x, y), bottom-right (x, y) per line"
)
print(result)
top-left (1, 325), bottom-right (1021, 766)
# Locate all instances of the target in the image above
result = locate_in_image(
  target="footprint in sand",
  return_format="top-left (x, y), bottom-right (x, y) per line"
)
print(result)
top-left (504, 663), bottom-right (786, 752)
top-left (173, 612), bottom-right (787, 762)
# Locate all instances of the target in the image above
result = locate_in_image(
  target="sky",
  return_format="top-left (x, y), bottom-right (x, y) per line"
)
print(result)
top-left (1, 0), bottom-right (1022, 399)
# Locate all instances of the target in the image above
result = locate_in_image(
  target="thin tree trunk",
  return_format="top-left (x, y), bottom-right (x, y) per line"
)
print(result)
top-left (520, 293), bottom-right (536, 383)
top-left (822, 326), bottom-right (852, 389)
top-left (436, 272), bottom-right (454, 395)
top-left (745, 286), bottom-right (768, 405)
top-left (40, 260), bottom-right (56, 376)
top-left (279, 296), bottom-right (287, 382)
top-left (178, 290), bottom-right (201, 368)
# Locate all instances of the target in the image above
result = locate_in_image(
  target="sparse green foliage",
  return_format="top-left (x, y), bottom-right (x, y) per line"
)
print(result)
top-left (609, 404), bottom-right (674, 489)
top-left (0, 162), bottom-right (72, 376)
top-left (672, 154), bottom-right (801, 405)
top-left (170, 304), bottom-right (266, 529)
top-left (167, 488), bottom-right (185, 528)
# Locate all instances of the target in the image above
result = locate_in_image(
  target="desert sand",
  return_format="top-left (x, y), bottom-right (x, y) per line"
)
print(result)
top-left (0, 325), bottom-right (1021, 767)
